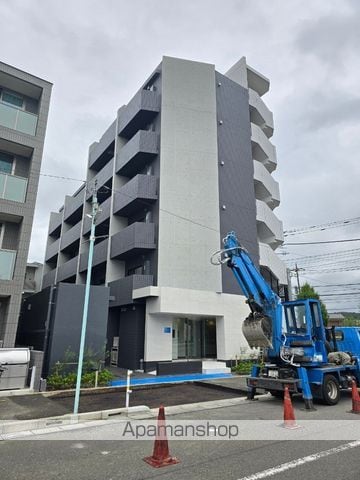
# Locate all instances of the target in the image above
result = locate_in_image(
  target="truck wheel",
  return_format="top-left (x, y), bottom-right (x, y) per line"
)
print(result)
top-left (321, 375), bottom-right (340, 405)
top-left (269, 390), bottom-right (283, 399)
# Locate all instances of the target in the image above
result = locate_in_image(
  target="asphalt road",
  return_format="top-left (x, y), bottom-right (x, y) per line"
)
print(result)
top-left (1, 392), bottom-right (360, 480)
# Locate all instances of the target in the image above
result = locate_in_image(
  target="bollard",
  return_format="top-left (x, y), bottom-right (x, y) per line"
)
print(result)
top-left (126, 369), bottom-right (133, 409)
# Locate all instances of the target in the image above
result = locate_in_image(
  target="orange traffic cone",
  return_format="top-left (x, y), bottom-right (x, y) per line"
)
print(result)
top-left (350, 380), bottom-right (360, 414)
top-left (282, 385), bottom-right (300, 429)
top-left (143, 405), bottom-right (180, 468)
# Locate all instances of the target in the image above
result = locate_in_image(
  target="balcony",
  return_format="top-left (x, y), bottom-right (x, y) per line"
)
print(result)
top-left (86, 158), bottom-right (113, 201)
top-left (259, 242), bottom-right (287, 285)
top-left (57, 256), bottom-right (79, 282)
top-left (256, 199), bottom-right (283, 248)
top-left (79, 238), bottom-right (108, 272)
top-left (0, 172), bottom-right (27, 203)
top-left (246, 65), bottom-right (269, 97)
top-left (253, 160), bottom-right (280, 209)
top-left (248, 88), bottom-right (274, 138)
top-left (63, 188), bottom-right (85, 224)
top-left (0, 249), bottom-right (16, 280)
top-left (48, 211), bottom-right (62, 237)
top-left (109, 274), bottom-right (153, 307)
top-left (118, 89), bottom-right (160, 139)
top-left (88, 120), bottom-right (116, 171)
top-left (116, 130), bottom-right (159, 177)
top-left (45, 238), bottom-right (59, 262)
top-left (113, 174), bottom-right (157, 216)
top-left (251, 123), bottom-right (277, 173)
top-left (111, 222), bottom-right (156, 260)
top-left (42, 269), bottom-right (56, 289)
top-left (60, 222), bottom-right (81, 251)
top-left (83, 196), bottom-right (111, 236)
top-left (0, 101), bottom-right (38, 136)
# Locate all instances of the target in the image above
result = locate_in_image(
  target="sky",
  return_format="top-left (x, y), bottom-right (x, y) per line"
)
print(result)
top-left (1, 0), bottom-right (359, 312)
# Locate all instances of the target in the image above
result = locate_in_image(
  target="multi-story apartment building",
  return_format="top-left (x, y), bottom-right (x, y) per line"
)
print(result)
top-left (42, 56), bottom-right (286, 373)
top-left (0, 62), bottom-right (52, 348)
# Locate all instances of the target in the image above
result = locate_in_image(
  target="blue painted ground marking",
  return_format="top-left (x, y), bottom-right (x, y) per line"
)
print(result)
top-left (110, 372), bottom-right (233, 387)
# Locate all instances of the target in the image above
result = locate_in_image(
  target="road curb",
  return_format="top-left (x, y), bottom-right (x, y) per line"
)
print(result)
top-left (0, 405), bottom-right (150, 437)
top-left (0, 394), bottom-right (270, 439)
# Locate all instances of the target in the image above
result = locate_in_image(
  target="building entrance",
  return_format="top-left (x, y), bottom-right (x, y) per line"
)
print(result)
top-left (172, 317), bottom-right (216, 360)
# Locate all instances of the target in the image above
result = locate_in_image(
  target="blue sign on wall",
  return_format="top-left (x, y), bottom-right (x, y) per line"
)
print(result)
top-left (163, 327), bottom-right (172, 334)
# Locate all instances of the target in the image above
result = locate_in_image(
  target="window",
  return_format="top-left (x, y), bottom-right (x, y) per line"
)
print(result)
top-left (1, 91), bottom-right (24, 109)
top-left (284, 304), bottom-right (307, 334)
top-left (334, 330), bottom-right (344, 341)
top-left (0, 151), bottom-right (13, 174)
top-left (310, 302), bottom-right (321, 327)
top-left (127, 265), bottom-right (144, 276)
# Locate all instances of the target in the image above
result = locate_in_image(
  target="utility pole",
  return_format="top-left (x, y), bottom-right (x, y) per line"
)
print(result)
top-left (73, 182), bottom-right (99, 415)
top-left (295, 263), bottom-right (301, 293)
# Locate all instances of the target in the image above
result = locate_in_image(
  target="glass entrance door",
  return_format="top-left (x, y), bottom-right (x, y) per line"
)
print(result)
top-left (172, 318), bottom-right (216, 359)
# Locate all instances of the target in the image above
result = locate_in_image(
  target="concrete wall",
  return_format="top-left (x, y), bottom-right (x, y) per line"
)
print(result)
top-left (16, 283), bottom-right (109, 377)
top-left (157, 56), bottom-right (222, 292)
top-left (141, 286), bottom-right (251, 362)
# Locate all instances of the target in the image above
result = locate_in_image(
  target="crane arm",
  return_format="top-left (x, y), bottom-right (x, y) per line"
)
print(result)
top-left (222, 232), bottom-right (280, 314)
top-left (212, 232), bottom-right (282, 349)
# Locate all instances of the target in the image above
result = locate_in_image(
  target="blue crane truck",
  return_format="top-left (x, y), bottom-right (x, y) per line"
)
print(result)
top-left (212, 232), bottom-right (360, 410)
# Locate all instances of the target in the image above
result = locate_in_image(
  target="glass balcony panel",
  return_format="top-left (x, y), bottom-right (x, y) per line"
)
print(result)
top-left (0, 102), bottom-right (38, 136)
top-left (3, 174), bottom-right (27, 202)
top-left (0, 102), bottom-right (17, 129)
top-left (16, 110), bottom-right (37, 135)
top-left (0, 174), bottom-right (5, 196)
top-left (0, 249), bottom-right (16, 280)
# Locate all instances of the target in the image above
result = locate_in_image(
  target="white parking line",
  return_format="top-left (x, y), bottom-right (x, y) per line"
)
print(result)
top-left (237, 440), bottom-right (360, 480)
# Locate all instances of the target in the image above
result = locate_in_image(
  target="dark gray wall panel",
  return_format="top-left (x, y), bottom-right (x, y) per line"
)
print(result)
top-left (47, 283), bottom-right (109, 374)
top-left (215, 71), bottom-right (259, 295)
top-left (115, 304), bottom-right (145, 370)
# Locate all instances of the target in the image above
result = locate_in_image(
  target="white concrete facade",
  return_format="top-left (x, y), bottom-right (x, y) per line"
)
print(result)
top-left (157, 57), bottom-right (222, 292)
top-left (134, 286), bottom-right (251, 361)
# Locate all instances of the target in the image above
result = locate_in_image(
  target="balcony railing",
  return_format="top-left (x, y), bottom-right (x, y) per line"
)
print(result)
top-left (110, 222), bottom-right (156, 259)
top-left (79, 238), bottom-right (108, 272)
top-left (0, 172), bottom-right (27, 203)
top-left (0, 249), bottom-right (16, 280)
top-left (45, 238), bottom-right (60, 262)
top-left (0, 101), bottom-right (38, 136)
top-left (60, 222), bottom-right (82, 251)
top-left (57, 256), bottom-right (79, 282)
top-left (42, 269), bottom-right (56, 289)
top-left (118, 89), bottom-right (160, 139)
top-left (116, 130), bottom-right (159, 176)
top-left (109, 274), bottom-right (154, 307)
top-left (113, 174), bottom-right (157, 216)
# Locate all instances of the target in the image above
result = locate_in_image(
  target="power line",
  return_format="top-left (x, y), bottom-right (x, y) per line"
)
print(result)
top-left (313, 283), bottom-right (360, 288)
top-left (284, 238), bottom-right (360, 245)
top-left (284, 216), bottom-right (360, 237)
top-left (319, 292), bottom-right (360, 297)
top-left (101, 184), bottom-right (221, 236)
top-left (40, 172), bottom-right (86, 182)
